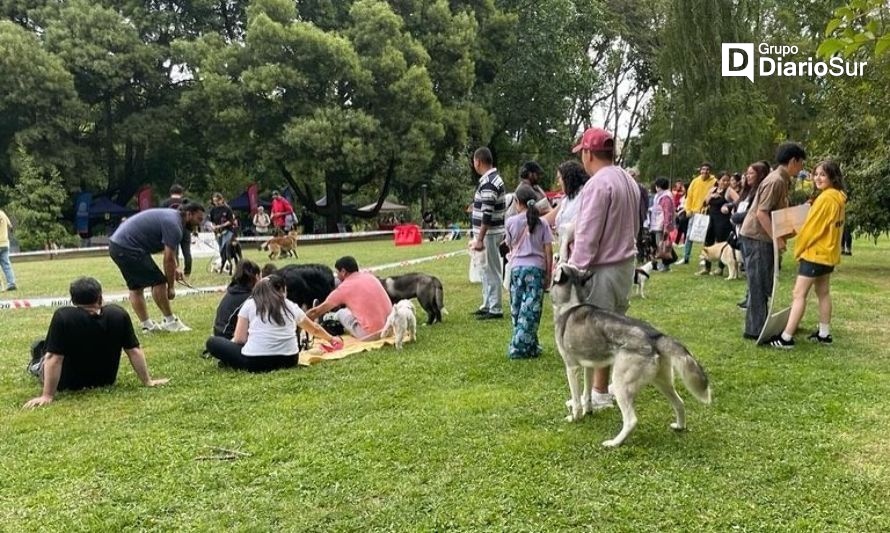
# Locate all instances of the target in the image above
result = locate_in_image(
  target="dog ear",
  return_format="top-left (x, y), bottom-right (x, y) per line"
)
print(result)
top-left (552, 264), bottom-right (570, 285)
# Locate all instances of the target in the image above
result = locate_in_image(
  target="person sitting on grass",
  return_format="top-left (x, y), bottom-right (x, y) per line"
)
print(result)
top-left (212, 260), bottom-right (262, 339)
top-left (205, 274), bottom-right (343, 372)
top-left (307, 256), bottom-right (393, 340)
top-left (23, 277), bottom-right (168, 409)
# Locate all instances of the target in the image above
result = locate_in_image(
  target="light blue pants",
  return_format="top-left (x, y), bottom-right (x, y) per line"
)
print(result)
top-left (0, 246), bottom-right (15, 287)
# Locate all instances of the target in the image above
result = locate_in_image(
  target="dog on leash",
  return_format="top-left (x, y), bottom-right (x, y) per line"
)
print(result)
top-left (381, 299), bottom-right (417, 349)
top-left (633, 261), bottom-right (656, 298)
top-left (261, 230), bottom-right (299, 260)
top-left (698, 242), bottom-right (741, 280)
top-left (378, 273), bottom-right (447, 325)
top-left (211, 236), bottom-right (243, 275)
top-left (550, 263), bottom-right (712, 447)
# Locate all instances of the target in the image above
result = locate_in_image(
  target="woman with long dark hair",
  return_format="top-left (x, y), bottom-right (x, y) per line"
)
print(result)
top-left (205, 274), bottom-right (342, 371)
top-left (212, 260), bottom-right (261, 339)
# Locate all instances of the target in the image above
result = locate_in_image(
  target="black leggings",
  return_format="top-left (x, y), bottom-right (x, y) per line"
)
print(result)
top-left (205, 336), bottom-right (297, 373)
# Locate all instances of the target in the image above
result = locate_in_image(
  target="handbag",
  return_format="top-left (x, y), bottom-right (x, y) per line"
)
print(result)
top-left (687, 213), bottom-right (710, 243)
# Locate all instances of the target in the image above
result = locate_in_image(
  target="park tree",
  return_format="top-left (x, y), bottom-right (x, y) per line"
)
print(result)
top-left (0, 20), bottom-right (83, 189)
top-left (177, 0), bottom-right (482, 231)
top-left (814, 1), bottom-right (890, 240)
top-left (3, 147), bottom-right (73, 250)
top-left (636, 0), bottom-right (776, 179)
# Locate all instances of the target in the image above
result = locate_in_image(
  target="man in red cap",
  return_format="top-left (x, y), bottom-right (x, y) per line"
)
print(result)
top-left (566, 127), bottom-right (640, 409)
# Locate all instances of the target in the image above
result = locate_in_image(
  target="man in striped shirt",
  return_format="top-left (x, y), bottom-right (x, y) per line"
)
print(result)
top-left (470, 147), bottom-right (507, 320)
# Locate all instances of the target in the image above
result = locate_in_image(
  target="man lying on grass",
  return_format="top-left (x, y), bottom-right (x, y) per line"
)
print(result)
top-left (23, 277), bottom-right (168, 409)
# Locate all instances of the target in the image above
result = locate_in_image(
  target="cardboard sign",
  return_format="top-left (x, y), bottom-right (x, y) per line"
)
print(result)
top-left (756, 204), bottom-right (810, 344)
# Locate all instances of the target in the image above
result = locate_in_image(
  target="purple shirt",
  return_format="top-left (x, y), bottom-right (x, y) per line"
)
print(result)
top-left (505, 213), bottom-right (553, 271)
top-left (568, 165), bottom-right (640, 269)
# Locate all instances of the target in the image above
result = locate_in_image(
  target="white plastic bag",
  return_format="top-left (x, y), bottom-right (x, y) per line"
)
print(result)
top-left (469, 248), bottom-right (486, 284)
top-left (688, 213), bottom-right (710, 243)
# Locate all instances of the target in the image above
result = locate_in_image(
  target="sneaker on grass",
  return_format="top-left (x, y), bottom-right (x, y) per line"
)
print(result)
top-left (141, 321), bottom-right (163, 333)
top-left (768, 335), bottom-right (795, 349)
top-left (807, 331), bottom-right (833, 344)
top-left (161, 317), bottom-right (192, 332)
top-left (590, 390), bottom-right (615, 409)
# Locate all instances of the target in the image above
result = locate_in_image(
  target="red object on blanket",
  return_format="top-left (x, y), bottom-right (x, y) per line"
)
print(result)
top-left (393, 224), bottom-right (422, 246)
top-left (321, 336), bottom-right (344, 353)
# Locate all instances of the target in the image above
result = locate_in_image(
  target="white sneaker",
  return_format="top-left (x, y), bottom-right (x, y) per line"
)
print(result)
top-left (590, 390), bottom-right (615, 409)
top-left (161, 317), bottom-right (192, 332)
top-left (141, 321), bottom-right (163, 333)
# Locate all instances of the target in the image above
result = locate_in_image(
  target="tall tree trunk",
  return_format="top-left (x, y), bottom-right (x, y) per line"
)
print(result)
top-left (104, 98), bottom-right (115, 196)
top-left (324, 174), bottom-right (342, 233)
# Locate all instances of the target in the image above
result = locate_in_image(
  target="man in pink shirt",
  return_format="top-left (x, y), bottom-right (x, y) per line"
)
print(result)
top-left (270, 190), bottom-right (295, 234)
top-left (567, 127), bottom-right (640, 408)
top-left (307, 256), bottom-right (393, 340)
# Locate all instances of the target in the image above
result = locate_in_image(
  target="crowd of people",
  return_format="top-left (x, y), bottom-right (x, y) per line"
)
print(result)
top-left (468, 133), bottom-right (847, 410)
top-left (18, 128), bottom-right (849, 409)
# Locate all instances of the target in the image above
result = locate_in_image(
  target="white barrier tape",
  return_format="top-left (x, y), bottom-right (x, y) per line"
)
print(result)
top-left (0, 249), bottom-right (468, 311)
top-left (9, 229), bottom-right (470, 256)
top-left (363, 249), bottom-right (468, 273)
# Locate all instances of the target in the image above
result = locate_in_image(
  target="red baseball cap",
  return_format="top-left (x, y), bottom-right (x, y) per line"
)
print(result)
top-left (571, 127), bottom-right (614, 153)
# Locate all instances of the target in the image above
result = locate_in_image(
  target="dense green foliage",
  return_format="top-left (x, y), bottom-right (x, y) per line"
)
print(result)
top-left (1, 0), bottom-right (889, 241)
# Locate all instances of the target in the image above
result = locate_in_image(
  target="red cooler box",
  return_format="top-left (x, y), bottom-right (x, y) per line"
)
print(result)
top-left (393, 224), bottom-right (422, 246)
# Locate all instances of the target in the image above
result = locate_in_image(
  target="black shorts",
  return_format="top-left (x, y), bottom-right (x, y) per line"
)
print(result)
top-left (109, 243), bottom-right (166, 290)
top-left (798, 259), bottom-right (834, 278)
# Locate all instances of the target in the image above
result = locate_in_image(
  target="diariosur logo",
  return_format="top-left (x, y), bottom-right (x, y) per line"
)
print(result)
top-left (722, 43), bottom-right (867, 82)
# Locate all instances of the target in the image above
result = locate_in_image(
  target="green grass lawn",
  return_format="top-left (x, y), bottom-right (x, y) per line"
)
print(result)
top-left (2, 237), bottom-right (889, 531)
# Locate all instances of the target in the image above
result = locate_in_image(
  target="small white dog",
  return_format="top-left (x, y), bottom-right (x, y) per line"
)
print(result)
top-left (382, 299), bottom-right (417, 349)
top-left (633, 260), bottom-right (656, 298)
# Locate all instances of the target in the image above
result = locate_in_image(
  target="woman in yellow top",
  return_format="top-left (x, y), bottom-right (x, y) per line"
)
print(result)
top-left (769, 160), bottom-right (846, 349)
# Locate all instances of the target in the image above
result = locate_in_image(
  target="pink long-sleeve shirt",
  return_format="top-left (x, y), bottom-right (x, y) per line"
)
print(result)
top-left (568, 165), bottom-right (640, 270)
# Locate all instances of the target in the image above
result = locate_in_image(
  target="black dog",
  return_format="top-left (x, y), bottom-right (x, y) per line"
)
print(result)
top-left (271, 263), bottom-right (337, 310)
top-left (378, 273), bottom-right (446, 325)
top-left (222, 237), bottom-right (243, 275)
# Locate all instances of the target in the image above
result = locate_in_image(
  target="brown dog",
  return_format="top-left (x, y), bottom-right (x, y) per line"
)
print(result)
top-left (698, 242), bottom-right (740, 280)
top-left (261, 230), bottom-right (299, 260)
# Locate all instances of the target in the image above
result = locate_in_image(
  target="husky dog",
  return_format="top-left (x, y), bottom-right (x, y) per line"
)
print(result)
top-left (379, 273), bottom-right (447, 325)
top-left (261, 230), bottom-right (299, 260)
top-left (550, 264), bottom-right (712, 447)
top-left (633, 260), bottom-right (656, 298)
top-left (698, 242), bottom-right (741, 280)
top-left (382, 299), bottom-right (417, 349)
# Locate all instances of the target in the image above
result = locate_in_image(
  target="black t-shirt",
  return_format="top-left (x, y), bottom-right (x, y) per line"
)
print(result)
top-left (44, 305), bottom-right (140, 391)
top-left (210, 205), bottom-right (236, 232)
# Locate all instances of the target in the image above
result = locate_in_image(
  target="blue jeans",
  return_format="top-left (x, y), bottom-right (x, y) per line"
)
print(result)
top-left (0, 246), bottom-right (15, 287)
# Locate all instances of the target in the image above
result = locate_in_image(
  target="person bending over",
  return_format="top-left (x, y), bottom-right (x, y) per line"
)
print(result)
top-left (24, 277), bottom-right (168, 408)
top-left (307, 256), bottom-right (393, 340)
top-left (108, 204), bottom-right (205, 332)
top-left (205, 275), bottom-right (342, 372)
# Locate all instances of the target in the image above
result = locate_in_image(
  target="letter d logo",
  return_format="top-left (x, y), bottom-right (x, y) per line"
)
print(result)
top-left (722, 43), bottom-right (754, 82)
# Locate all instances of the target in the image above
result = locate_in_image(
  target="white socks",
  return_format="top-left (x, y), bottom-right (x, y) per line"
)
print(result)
top-left (781, 332), bottom-right (793, 342)
top-left (819, 323), bottom-right (830, 337)
top-left (141, 319), bottom-right (155, 328)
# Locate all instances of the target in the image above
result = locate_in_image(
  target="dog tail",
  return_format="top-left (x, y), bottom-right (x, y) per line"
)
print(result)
top-left (434, 278), bottom-right (446, 320)
top-left (657, 336), bottom-right (712, 404)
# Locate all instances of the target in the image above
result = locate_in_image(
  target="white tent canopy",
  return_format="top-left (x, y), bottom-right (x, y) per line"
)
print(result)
top-left (358, 199), bottom-right (409, 213)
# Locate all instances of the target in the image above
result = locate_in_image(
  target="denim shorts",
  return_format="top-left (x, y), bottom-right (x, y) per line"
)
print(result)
top-left (798, 259), bottom-right (834, 278)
